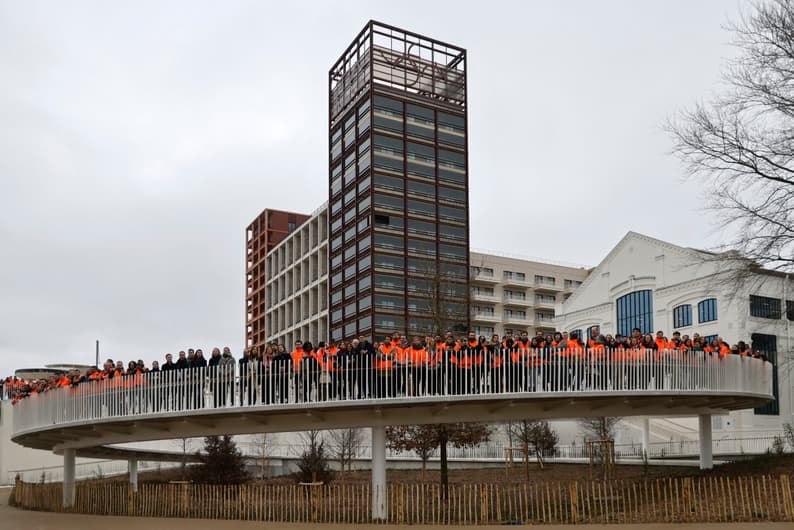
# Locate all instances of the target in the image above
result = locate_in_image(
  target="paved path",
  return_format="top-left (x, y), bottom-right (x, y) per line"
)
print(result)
top-left (3, 487), bottom-right (793, 530)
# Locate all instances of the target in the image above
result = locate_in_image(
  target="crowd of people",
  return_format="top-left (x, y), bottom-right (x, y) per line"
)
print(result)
top-left (2, 328), bottom-right (766, 407)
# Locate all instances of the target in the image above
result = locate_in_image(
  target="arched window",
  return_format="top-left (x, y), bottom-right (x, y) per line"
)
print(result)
top-left (616, 290), bottom-right (654, 337)
top-left (698, 298), bottom-right (718, 323)
top-left (586, 325), bottom-right (601, 340)
top-left (673, 304), bottom-right (692, 328)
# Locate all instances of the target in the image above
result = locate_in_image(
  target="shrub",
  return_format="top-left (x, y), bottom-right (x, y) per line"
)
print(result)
top-left (295, 431), bottom-right (333, 484)
top-left (773, 435), bottom-right (786, 455)
top-left (190, 435), bottom-right (250, 484)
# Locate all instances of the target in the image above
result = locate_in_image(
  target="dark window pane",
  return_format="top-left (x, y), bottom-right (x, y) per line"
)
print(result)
top-left (750, 295), bottom-right (780, 319)
top-left (374, 193), bottom-right (404, 211)
top-left (374, 95), bottom-right (403, 113)
top-left (407, 219), bottom-right (436, 237)
top-left (374, 214), bottom-right (404, 231)
top-left (374, 134), bottom-right (403, 154)
top-left (438, 186), bottom-right (465, 204)
top-left (407, 258), bottom-right (435, 275)
top-left (374, 315), bottom-right (405, 332)
top-left (698, 298), bottom-right (718, 323)
top-left (439, 205), bottom-right (465, 222)
top-left (374, 253), bottom-right (403, 271)
top-left (374, 173), bottom-right (403, 192)
top-left (359, 275), bottom-right (371, 291)
top-left (407, 238), bottom-right (436, 256)
top-left (374, 234), bottom-right (404, 251)
top-left (407, 180), bottom-right (435, 199)
top-left (440, 224), bottom-right (466, 241)
top-left (375, 294), bottom-right (403, 310)
top-left (673, 304), bottom-right (692, 328)
top-left (439, 243), bottom-right (466, 259)
top-left (407, 199), bottom-right (435, 217)
top-left (375, 274), bottom-right (403, 291)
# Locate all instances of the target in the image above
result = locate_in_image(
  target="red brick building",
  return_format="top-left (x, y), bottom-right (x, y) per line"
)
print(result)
top-left (246, 208), bottom-right (309, 352)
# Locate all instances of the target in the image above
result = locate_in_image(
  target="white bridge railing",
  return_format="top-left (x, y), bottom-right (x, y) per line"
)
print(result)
top-left (12, 350), bottom-right (773, 435)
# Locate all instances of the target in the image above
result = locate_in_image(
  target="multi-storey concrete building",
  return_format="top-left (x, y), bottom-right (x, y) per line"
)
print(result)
top-left (328, 21), bottom-right (470, 342)
top-left (469, 251), bottom-right (589, 338)
top-left (248, 21), bottom-right (587, 349)
top-left (262, 205), bottom-right (329, 350)
top-left (246, 208), bottom-right (310, 352)
top-left (258, 204), bottom-right (590, 346)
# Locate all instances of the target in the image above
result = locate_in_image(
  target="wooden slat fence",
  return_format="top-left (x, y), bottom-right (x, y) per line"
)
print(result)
top-left (13, 474), bottom-right (794, 524)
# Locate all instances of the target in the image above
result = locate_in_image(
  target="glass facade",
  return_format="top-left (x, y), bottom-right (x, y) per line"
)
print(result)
top-left (328, 22), bottom-right (469, 342)
top-left (616, 290), bottom-right (654, 337)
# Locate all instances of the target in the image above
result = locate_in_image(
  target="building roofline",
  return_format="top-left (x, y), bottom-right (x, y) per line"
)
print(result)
top-left (245, 207), bottom-right (311, 231)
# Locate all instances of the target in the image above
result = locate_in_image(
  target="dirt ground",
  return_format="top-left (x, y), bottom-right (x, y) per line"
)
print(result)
top-left (4, 488), bottom-right (794, 530)
top-left (129, 454), bottom-right (794, 486)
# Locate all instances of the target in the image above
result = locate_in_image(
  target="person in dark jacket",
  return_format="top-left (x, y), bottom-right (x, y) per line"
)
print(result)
top-left (190, 349), bottom-right (207, 409)
top-left (301, 342), bottom-right (319, 402)
top-left (354, 336), bottom-right (376, 399)
top-left (272, 346), bottom-right (292, 403)
top-left (239, 348), bottom-right (252, 406)
top-left (336, 341), bottom-right (358, 399)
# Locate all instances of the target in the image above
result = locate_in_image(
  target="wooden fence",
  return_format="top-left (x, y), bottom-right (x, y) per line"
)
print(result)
top-left (13, 475), bottom-right (794, 524)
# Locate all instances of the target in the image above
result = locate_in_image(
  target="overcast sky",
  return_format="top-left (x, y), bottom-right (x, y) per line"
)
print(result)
top-left (0, 0), bottom-right (748, 374)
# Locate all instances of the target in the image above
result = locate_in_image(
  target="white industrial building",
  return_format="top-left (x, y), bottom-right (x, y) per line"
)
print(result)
top-left (555, 231), bottom-right (791, 445)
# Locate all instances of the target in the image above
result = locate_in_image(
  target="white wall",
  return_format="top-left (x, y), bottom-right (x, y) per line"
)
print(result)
top-left (556, 231), bottom-right (793, 442)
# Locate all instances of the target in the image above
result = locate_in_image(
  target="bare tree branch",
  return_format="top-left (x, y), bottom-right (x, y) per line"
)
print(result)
top-left (667, 0), bottom-right (794, 274)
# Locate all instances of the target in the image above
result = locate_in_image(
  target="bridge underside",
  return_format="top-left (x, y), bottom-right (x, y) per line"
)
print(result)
top-left (13, 390), bottom-right (767, 454)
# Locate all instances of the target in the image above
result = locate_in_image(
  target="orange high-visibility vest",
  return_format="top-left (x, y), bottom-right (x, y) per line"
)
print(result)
top-left (406, 347), bottom-right (428, 365)
top-left (290, 349), bottom-right (305, 371)
top-left (376, 343), bottom-right (396, 371)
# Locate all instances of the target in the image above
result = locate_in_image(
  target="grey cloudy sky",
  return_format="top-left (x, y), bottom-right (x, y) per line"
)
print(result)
top-left (0, 0), bottom-right (746, 374)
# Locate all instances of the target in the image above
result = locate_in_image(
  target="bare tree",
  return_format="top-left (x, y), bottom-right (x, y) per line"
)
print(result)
top-left (251, 433), bottom-right (273, 479)
top-left (296, 430), bottom-right (333, 484)
top-left (327, 428), bottom-right (364, 476)
top-left (578, 417), bottom-right (622, 441)
top-left (506, 420), bottom-right (559, 474)
top-left (386, 423), bottom-right (491, 498)
top-left (579, 417), bottom-right (621, 478)
top-left (173, 437), bottom-right (195, 481)
top-left (667, 0), bottom-right (794, 277)
top-left (414, 263), bottom-right (469, 337)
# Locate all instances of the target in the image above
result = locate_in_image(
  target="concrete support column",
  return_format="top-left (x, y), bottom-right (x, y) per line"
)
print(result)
top-left (698, 414), bottom-right (713, 470)
top-left (641, 417), bottom-right (650, 459)
top-left (63, 448), bottom-right (76, 508)
top-left (371, 425), bottom-right (387, 521)
top-left (129, 459), bottom-right (138, 493)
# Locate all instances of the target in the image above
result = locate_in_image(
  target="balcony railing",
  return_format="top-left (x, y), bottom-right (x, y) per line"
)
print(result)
top-left (502, 275), bottom-right (529, 287)
top-left (471, 312), bottom-right (499, 322)
top-left (503, 314), bottom-right (530, 325)
top-left (471, 273), bottom-right (499, 284)
top-left (534, 279), bottom-right (561, 292)
top-left (503, 296), bottom-right (531, 307)
top-left (10, 352), bottom-right (772, 436)
top-left (471, 293), bottom-right (498, 303)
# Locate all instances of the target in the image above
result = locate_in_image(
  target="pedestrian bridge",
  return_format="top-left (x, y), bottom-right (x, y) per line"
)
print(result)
top-left (10, 352), bottom-right (774, 518)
